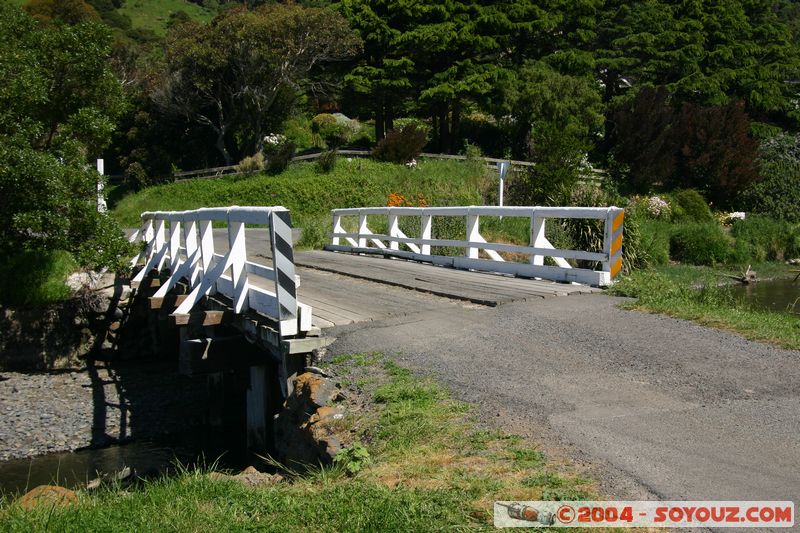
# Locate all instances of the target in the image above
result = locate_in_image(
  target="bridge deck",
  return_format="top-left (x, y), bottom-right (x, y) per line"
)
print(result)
top-left (206, 228), bottom-right (601, 330)
top-left (295, 251), bottom-right (600, 329)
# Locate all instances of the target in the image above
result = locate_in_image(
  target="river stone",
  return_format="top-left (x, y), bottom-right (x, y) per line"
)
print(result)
top-left (18, 485), bottom-right (78, 510)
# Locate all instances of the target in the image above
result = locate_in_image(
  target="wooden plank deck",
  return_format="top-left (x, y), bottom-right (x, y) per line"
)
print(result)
top-left (292, 251), bottom-right (601, 329)
top-left (203, 229), bottom-right (603, 330)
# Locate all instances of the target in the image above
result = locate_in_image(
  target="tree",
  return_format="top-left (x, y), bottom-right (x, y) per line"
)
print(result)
top-left (0, 5), bottom-right (129, 269)
top-left (500, 61), bottom-right (604, 204)
top-left (158, 5), bottom-right (360, 165)
top-left (23, 0), bottom-right (99, 26)
top-left (595, 0), bottom-right (800, 124)
top-left (608, 86), bottom-right (759, 207)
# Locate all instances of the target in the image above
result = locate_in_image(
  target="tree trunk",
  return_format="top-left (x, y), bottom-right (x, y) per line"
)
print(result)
top-left (450, 99), bottom-right (461, 154)
top-left (438, 106), bottom-right (450, 154)
top-left (375, 102), bottom-right (385, 142)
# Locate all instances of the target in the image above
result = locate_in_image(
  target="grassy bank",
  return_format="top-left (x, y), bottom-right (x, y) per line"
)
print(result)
top-left (0, 250), bottom-right (76, 306)
top-left (0, 354), bottom-right (596, 531)
top-left (111, 159), bottom-right (490, 248)
top-left (610, 265), bottom-right (800, 351)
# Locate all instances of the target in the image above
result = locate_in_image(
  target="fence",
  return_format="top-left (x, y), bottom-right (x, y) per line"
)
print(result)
top-left (171, 151), bottom-right (606, 184)
top-left (129, 206), bottom-right (311, 336)
top-left (327, 206), bottom-right (624, 286)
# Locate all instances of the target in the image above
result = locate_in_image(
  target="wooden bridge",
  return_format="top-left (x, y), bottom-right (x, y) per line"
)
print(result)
top-left (128, 204), bottom-right (623, 452)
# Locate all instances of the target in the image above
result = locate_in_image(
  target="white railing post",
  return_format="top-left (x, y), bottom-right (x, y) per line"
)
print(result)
top-left (198, 219), bottom-right (217, 296)
top-left (227, 218), bottom-right (249, 314)
top-left (358, 213), bottom-right (368, 248)
top-left (466, 214), bottom-right (480, 259)
top-left (332, 214), bottom-right (343, 246)
top-left (154, 218), bottom-right (167, 271)
top-left (530, 212), bottom-right (545, 266)
top-left (269, 209), bottom-right (298, 337)
top-left (183, 217), bottom-right (200, 287)
top-left (420, 214), bottom-right (432, 255)
top-left (168, 219), bottom-right (181, 273)
top-left (388, 213), bottom-right (400, 251)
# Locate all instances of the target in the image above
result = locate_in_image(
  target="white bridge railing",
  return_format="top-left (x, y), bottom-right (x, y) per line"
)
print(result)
top-left (328, 206), bottom-right (624, 286)
top-left (129, 206), bottom-right (311, 337)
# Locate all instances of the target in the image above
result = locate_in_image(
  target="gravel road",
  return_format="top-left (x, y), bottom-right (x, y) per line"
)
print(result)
top-left (327, 293), bottom-right (800, 505)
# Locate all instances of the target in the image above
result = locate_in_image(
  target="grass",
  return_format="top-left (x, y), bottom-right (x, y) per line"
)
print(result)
top-left (118, 0), bottom-right (216, 36)
top-left (0, 250), bottom-right (77, 307)
top-left (1, 353), bottom-right (598, 531)
top-left (609, 265), bottom-right (800, 351)
top-left (112, 158), bottom-right (490, 249)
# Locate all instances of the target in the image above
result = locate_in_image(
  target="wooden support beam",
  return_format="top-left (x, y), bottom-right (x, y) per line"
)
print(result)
top-left (149, 294), bottom-right (190, 310)
top-left (171, 310), bottom-right (233, 327)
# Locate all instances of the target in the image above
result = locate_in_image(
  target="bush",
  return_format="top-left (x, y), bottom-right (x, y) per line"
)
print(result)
top-left (265, 142), bottom-right (295, 175)
top-left (731, 215), bottom-right (800, 262)
top-left (315, 150), bottom-right (337, 174)
top-left (669, 223), bottom-right (732, 265)
top-left (741, 162), bottom-right (800, 223)
top-left (668, 189), bottom-right (714, 223)
top-left (281, 116), bottom-right (314, 151)
top-left (235, 152), bottom-right (265, 176)
top-left (372, 124), bottom-right (427, 164)
top-left (0, 250), bottom-right (76, 306)
top-left (311, 113), bottom-right (357, 149)
top-left (637, 219), bottom-right (671, 266)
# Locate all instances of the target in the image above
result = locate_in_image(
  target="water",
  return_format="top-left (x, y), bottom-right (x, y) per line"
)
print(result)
top-left (733, 278), bottom-right (799, 314)
top-left (0, 427), bottom-right (252, 496)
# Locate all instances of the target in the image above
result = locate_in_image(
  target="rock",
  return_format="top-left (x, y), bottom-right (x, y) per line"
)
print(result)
top-left (116, 466), bottom-right (133, 481)
top-left (274, 372), bottom-right (349, 467)
top-left (85, 478), bottom-right (101, 491)
top-left (18, 485), bottom-right (78, 510)
top-left (305, 366), bottom-right (332, 378)
top-left (207, 469), bottom-right (284, 487)
top-left (293, 372), bottom-right (339, 409)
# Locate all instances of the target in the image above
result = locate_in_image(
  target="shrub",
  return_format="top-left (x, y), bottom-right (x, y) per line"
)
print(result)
top-left (741, 161), bottom-right (800, 223)
top-left (372, 124), bottom-right (427, 164)
top-left (669, 223), bottom-right (733, 265)
top-left (265, 141), bottom-right (295, 175)
top-left (311, 113), bottom-right (357, 148)
top-left (668, 189), bottom-right (714, 223)
top-left (235, 152), bottom-right (265, 176)
top-left (731, 215), bottom-right (800, 262)
top-left (637, 219), bottom-right (671, 266)
top-left (281, 116), bottom-right (314, 151)
top-left (315, 150), bottom-right (337, 174)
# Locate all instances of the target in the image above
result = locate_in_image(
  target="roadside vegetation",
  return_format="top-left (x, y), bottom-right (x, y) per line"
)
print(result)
top-left (0, 353), bottom-right (596, 531)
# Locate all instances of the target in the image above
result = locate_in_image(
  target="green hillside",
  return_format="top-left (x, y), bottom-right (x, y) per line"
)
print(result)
top-left (119, 0), bottom-right (216, 36)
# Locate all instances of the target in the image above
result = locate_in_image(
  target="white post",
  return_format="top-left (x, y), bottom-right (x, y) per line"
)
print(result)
top-left (530, 214), bottom-right (545, 266)
top-left (420, 214), bottom-right (432, 256)
top-left (466, 214), bottom-right (480, 259)
top-left (96, 159), bottom-right (107, 213)
top-left (183, 218), bottom-right (200, 287)
top-left (388, 214), bottom-right (400, 251)
top-left (198, 219), bottom-right (216, 294)
top-left (227, 220), bottom-right (249, 314)
top-left (332, 215), bottom-right (342, 246)
top-left (497, 161), bottom-right (509, 208)
top-left (358, 214), bottom-right (368, 248)
top-left (168, 220), bottom-right (181, 273)
top-left (154, 218), bottom-right (167, 271)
